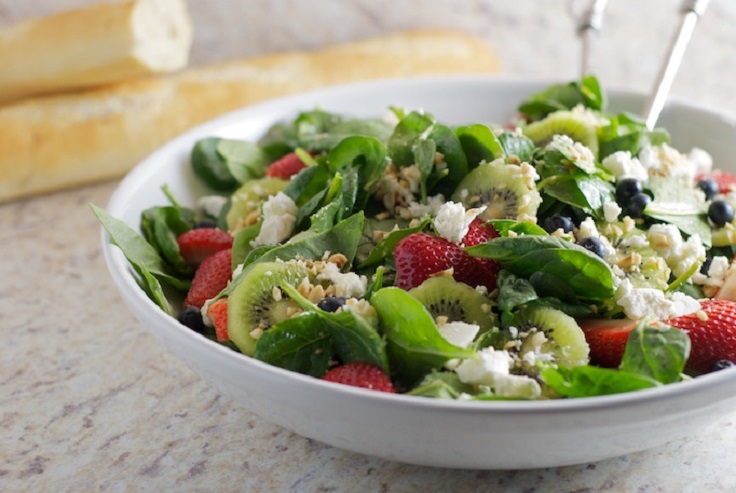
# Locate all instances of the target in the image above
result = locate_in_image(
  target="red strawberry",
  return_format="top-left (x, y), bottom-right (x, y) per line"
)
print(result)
top-left (207, 298), bottom-right (229, 342)
top-left (667, 299), bottom-right (736, 373)
top-left (462, 218), bottom-right (500, 272)
top-left (462, 218), bottom-right (499, 246)
top-left (184, 248), bottom-right (233, 309)
top-left (178, 228), bottom-right (233, 268)
top-left (579, 318), bottom-right (638, 368)
top-left (266, 152), bottom-right (308, 179)
top-left (696, 170), bottom-right (736, 194)
top-left (322, 362), bottom-right (395, 393)
top-left (394, 233), bottom-right (498, 291)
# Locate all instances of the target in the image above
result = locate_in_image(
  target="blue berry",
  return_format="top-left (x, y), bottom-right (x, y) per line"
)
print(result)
top-left (194, 219), bottom-right (218, 229)
top-left (711, 359), bottom-right (736, 372)
top-left (177, 306), bottom-right (206, 333)
top-left (708, 200), bottom-right (734, 227)
top-left (697, 178), bottom-right (719, 200)
top-left (578, 236), bottom-right (606, 258)
top-left (615, 178), bottom-right (643, 205)
top-left (627, 193), bottom-right (651, 219)
top-left (543, 214), bottom-right (574, 234)
top-left (318, 296), bottom-right (347, 312)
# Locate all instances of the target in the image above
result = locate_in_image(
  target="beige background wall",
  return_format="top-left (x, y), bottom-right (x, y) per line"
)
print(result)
top-left (2, 0), bottom-right (735, 113)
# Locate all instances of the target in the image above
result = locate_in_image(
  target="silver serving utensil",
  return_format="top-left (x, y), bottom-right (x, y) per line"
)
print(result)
top-left (578, 0), bottom-right (610, 77)
top-left (643, 0), bottom-right (711, 129)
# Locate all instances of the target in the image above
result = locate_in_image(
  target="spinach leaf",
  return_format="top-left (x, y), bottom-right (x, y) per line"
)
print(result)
top-left (406, 372), bottom-right (476, 399)
top-left (358, 217), bottom-right (431, 269)
top-left (541, 365), bottom-right (660, 397)
top-left (222, 213), bottom-right (365, 297)
top-left (497, 131), bottom-right (535, 162)
top-left (496, 270), bottom-right (538, 313)
top-left (490, 219), bottom-right (548, 237)
top-left (284, 164), bottom-right (329, 204)
top-left (620, 326), bottom-right (690, 384)
top-left (541, 174), bottom-right (616, 219)
top-left (91, 204), bottom-right (188, 314)
top-left (371, 287), bottom-right (476, 387)
top-left (388, 111), bottom-right (468, 187)
top-left (282, 284), bottom-right (389, 372)
top-left (327, 135), bottom-right (387, 209)
top-left (191, 137), bottom-right (238, 191)
top-left (455, 124), bottom-right (503, 168)
top-left (141, 206), bottom-right (194, 275)
top-left (466, 236), bottom-right (615, 301)
top-left (598, 112), bottom-right (670, 159)
top-left (645, 176), bottom-right (711, 246)
top-left (518, 75), bottom-right (605, 121)
top-left (91, 204), bottom-right (190, 291)
top-left (216, 139), bottom-right (268, 183)
top-left (254, 313), bottom-right (333, 377)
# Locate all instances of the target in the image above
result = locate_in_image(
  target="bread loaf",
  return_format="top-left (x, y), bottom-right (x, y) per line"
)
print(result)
top-left (0, 0), bottom-right (193, 104)
top-left (0, 30), bottom-right (501, 203)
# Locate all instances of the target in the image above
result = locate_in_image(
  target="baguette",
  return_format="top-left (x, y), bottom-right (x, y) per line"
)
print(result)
top-left (0, 0), bottom-right (193, 104)
top-left (0, 30), bottom-right (501, 203)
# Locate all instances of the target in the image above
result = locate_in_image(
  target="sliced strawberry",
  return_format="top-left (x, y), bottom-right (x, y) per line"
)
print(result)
top-left (667, 299), bottom-right (736, 373)
top-left (579, 318), bottom-right (638, 368)
top-left (462, 218), bottom-right (500, 272)
top-left (266, 152), bottom-right (308, 179)
top-left (394, 232), bottom-right (498, 291)
top-left (462, 218), bottom-right (499, 246)
top-left (177, 228), bottom-right (233, 268)
top-left (183, 248), bottom-right (233, 309)
top-left (696, 170), bottom-right (736, 194)
top-left (207, 298), bottom-right (229, 342)
top-left (322, 362), bottom-right (395, 393)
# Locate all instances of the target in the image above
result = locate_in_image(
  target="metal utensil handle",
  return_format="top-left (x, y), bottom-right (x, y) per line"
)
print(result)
top-left (579, 0), bottom-right (610, 76)
top-left (643, 0), bottom-right (711, 129)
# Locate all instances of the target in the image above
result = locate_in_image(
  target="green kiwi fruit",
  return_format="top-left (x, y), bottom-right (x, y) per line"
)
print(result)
top-left (227, 260), bottom-right (310, 356)
top-left (409, 276), bottom-right (497, 332)
top-left (523, 111), bottom-right (599, 157)
top-left (225, 178), bottom-right (288, 232)
top-left (450, 162), bottom-right (542, 221)
top-left (600, 222), bottom-right (670, 290)
top-left (512, 306), bottom-right (589, 368)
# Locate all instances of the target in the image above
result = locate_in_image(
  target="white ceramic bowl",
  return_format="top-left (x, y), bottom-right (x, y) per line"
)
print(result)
top-left (102, 76), bottom-right (736, 469)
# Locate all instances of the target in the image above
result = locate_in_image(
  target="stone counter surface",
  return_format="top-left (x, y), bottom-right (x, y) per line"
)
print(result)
top-left (2, 1), bottom-right (736, 491)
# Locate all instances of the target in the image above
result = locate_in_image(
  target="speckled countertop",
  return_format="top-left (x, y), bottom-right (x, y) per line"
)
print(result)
top-left (3, 1), bottom-right (736, 491)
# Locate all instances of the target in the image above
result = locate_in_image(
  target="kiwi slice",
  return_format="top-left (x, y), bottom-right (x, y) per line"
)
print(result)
top-left (513, 306), bottom-right (589, 368)
top-left (523, 111), bottom-right (599, 157)
top-left (450, 162), bottom-right (542, 221)
top-left (228, 260), bottom-right (310, 356)
top-left (225, 177), bottom-right (288, 232)
top-left (409, 276), bottom-right (497, 332)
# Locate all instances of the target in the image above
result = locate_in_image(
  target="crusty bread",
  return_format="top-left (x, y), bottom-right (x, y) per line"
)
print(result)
top-left (0, 30), bottom-right (501, 203)
top-left (0, 0), bottom-right (193, 104)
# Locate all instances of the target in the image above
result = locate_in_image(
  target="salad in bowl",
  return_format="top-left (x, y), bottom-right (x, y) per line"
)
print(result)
top-left (93, 76), bottom-right (736, 403)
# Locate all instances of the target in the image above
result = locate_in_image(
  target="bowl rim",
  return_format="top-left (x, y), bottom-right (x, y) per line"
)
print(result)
top-left (102, 74), bottom-right (736, 416)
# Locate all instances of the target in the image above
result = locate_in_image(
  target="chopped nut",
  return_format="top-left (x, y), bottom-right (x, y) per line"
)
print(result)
top-left (272, 286), bottom-right (282, 301)
top-left (327, 253), bottom-right (348, 269)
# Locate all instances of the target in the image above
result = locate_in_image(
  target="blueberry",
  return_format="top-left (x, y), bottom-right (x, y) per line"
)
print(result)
top-left (193, 219), bottom-right (218, 229)
top-left (627, 192), bottom-right (651, 219)
top-left (318, 296), bottom-right (347, 312)
top-left (615, 178), bottom-right (643, 205)
top-left (177, 306), bottom-right (206, 333)
top-left (708, 200), bottom-right (734, 227)
top-left (711, 359), bottom-right (736, 372)
top-left (578, 236), bottom-right (606, 258)
top-left (697, 178), bottom-right (719, 200)
top-left (700, 258), bottom-right (713, 275)
top-left (543, 214), bottom-right (574, 234)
